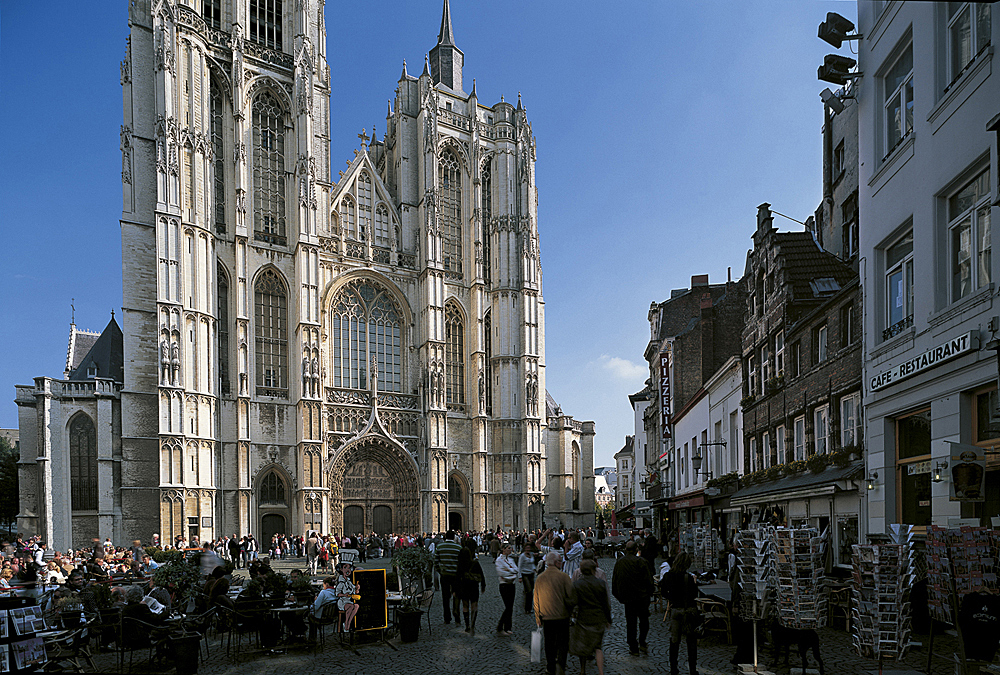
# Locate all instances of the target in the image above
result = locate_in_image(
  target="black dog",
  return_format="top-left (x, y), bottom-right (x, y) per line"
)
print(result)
top-left (769, 619), bottom-right (824, 675)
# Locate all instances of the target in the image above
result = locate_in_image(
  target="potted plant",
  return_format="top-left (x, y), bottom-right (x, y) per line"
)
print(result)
top-left (53, 596), bottom-right (86, 628)
top-left (391, 547), bottom-right (433, 642)
top-left (262, 570), bottom-right (289, 607)
top-left (152, 557), bottom-right (202, 609)
top-left (807, 453), bottom-right (830, 473)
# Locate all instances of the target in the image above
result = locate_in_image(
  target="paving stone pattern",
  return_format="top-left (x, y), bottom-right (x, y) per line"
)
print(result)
top-left (89, 555), bottom-right (957, 674)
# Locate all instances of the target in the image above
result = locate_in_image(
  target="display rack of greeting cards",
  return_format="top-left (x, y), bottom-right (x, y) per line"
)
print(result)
top-left (925, 525), bottom-right (999, 623)
top-left (850, 535), bottom-right (912, 662)
top-left (0, 596), bottom-right (48, 673)
top-left (772, 527), bottom-right (828, 630)
top-left (683, 525), bottom-right (722, 573)
top-left (736, 526), bottom-right (775, 622)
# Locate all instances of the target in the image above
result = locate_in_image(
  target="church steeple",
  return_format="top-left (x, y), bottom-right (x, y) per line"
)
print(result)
top-left (428, 0), bottom-right (464, 93)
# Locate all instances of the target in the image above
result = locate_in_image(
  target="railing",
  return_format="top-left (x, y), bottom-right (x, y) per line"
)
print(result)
top-left (325, 388), bottom-right (418, 410)
top-left (882, 314), bottom-right (913, 341)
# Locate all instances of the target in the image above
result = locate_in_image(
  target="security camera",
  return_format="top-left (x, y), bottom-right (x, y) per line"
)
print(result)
top-left (820, 88), bottom-right (845, 114)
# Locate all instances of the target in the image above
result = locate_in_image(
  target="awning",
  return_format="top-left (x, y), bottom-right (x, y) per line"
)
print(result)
top-left (728, 460), bottom-right (864, 507)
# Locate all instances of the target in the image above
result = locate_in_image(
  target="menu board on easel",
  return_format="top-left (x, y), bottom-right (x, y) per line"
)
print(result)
top-left (352, 568), bottom-right (387, 631)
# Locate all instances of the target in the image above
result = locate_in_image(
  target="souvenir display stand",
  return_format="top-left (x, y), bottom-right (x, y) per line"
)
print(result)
top-left (773, 527), bottom-right (828, 631)
top-left (736, 526), bottom-right (774, 672)
top-left (0, 596), bottom-right (47, 673)
top-left (924, 525), bottom-right (1000, 675)
top-left (680, 524), bottom-right (723, 574)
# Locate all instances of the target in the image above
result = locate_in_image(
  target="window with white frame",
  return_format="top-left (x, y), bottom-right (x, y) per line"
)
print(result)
top-left (794, 416), bottom-right (805, 461)
top-left (775, 331), bottom-right (784, 376)
top-left (885, 230), bottom-right (914, 334)
top-left (747, 354), bottom-right (757, 398)
top-left (841, 393), bottom-right (861, 447)
top-left (947, 3), bottom-right (992, 86)
top-left (883, 44), bottom-right (913, 157)
top-left (762, 431), bottom-right (771, 468)
top-left (950, 168), bottom-right (992, 302)
top-left (816, 324), bottom-right (828, 363)
top-left (776, 425), bottom-right (786, 465)
top-left (815, 405), bottom-right (829, 454)
top-left (749, 437), bottom-right (757, 473)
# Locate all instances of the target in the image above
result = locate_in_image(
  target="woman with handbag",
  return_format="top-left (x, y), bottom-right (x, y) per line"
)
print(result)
top-left (456, 538), bottom-right (486, 634)
top-left (569, 559), bottom-right (612, 675)
top-left (661, 551), bottom-right (700, 675)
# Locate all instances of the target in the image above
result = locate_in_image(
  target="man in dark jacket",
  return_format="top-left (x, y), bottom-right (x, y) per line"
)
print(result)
top-left (227, 535), bottom-right (242, 569)
top-left (640, 529), bottom-right (659, 577)
top-left (611, 540), bottom-right (654, 656)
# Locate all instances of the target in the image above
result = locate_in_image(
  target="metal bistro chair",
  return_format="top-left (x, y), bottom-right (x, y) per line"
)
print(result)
top-left (119, 615), bottom-right (159, 673)
top-left (44, 618), bottom-right (98, 673)
top-left (181, 606), bottom-right (216, 661)
top-left (417, 589), bottom-right (435, 636)
top-left (696, 597), bottom-right (732, 644)
top-left (222, 600), bottom-right (267, 661)
top-left (308, 601), bottom-right (340, 653)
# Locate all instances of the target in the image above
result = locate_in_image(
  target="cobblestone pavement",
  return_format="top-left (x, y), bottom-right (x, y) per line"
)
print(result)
top-left (87, 555), bottom-right (958, 675)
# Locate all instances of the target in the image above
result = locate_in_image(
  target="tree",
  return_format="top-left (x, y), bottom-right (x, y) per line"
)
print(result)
top-left (0, 437), bottom-right (19, 532)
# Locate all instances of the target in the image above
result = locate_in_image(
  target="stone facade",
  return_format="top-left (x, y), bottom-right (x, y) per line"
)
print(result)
top-left (111, 0), bottom-right (586, 544)
top-left (15, 319), bottom-right (124, 550)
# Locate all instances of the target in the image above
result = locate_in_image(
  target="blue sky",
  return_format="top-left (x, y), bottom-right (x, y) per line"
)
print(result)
top-left (0, 1), bottom-right (857, 468)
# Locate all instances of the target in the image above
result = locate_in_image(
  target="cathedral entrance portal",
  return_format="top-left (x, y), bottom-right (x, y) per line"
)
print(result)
top-left (261, 514), bottom-right (286, 548)
top-left (448, 512), bottom-right (463, 532)
top-left (328, 437), bottom-right (419, 537)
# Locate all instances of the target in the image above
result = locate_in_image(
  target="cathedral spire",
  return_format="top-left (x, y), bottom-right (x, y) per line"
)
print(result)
top-left (437, 0), bottom-right (455, 47)
top-left (428, 0), bottom-right (464, 92)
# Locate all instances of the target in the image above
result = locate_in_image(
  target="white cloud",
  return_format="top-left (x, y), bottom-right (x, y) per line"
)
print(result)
top-left (596, 354), bottom-right (647, 382)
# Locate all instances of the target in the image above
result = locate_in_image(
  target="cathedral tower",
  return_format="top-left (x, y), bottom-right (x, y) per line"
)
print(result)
top-left (120, 0), bottom-right (549, 542)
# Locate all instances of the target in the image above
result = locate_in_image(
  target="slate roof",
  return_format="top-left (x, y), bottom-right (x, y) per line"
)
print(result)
top-left (66, 328), bottom-right (100, 375)
top-left (773, 232), bottom-right (855, 301)
top-left (654, 284), bottom-right (733, 342)
top-left (69, 316), bottom-right (124, 383)
top-left (545, 390), bottom-right (560, 418)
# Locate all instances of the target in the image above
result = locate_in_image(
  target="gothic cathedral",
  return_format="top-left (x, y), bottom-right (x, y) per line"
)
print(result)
top-left (113, 0), bottom-right (589, 546)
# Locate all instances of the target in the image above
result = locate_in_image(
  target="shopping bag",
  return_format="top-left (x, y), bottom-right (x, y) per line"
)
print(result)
top-left (530, 627), bottom-right (543, 663)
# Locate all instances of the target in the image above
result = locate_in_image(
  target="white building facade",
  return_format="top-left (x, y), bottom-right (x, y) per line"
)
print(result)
top-left (857, 1), bottom-right (1000, 532)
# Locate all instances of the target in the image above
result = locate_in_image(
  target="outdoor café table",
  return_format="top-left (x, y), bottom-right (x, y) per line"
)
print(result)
top-left (698, 580), bottom-right (733, 604)
top-left (386, 591), bottom-right (404, 632)
top-left (270, 602), bottom-right (310, 646)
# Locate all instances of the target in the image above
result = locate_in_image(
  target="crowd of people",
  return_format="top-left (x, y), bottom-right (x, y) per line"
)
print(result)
top-left (1, 525), bottom-right (714, 675)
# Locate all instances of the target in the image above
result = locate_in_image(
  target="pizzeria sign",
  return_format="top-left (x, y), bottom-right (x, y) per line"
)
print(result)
top-left (869, 331), bottom-right (977, 392)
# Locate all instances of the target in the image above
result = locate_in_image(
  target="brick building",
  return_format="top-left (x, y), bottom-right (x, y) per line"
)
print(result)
top-left (731, 203), bottom-right (864, 565)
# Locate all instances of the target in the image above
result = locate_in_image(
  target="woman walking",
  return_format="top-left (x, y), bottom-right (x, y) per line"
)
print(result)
top-left (570, 559), bottom-right (612, 675)
top-left (518, 542), bottom-right (539, 613)
top-left (495, 543), bottom-right (518, 634)
top-left (456, 538), bottom-right (486, 634)
top-left (661, 552), bottom-right (699, 675)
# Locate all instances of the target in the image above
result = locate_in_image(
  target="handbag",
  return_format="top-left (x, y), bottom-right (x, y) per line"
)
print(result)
top-left (685, 607), bottom-right (705, 637)
top-left (530, 627), bottom-right (543, 663)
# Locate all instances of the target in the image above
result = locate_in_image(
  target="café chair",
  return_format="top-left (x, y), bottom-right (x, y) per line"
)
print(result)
top-left (119, 616), bottom-right (158, 673)
top-left (309, 602), bottom-right (340, 653)
top-left (181, 606), bottom-right (216, 661)
top-left (417, 590), bottom-right (435, 636)
top-left (696, 597), bottom-right (732, 644)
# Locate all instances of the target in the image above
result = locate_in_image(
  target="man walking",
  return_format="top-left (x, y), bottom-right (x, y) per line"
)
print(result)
top-left (227, 535), bottom-right (241, 569)
top-left (534, 551), bottom-right (576, 675)
top-left (611, 539), bottom-right (654, 656)
top-left (434, 530), bottom-right (462, 624)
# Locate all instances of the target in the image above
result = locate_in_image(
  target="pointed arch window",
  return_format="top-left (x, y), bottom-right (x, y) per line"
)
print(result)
top-left (255, 269), bottom-right (288, 396)
top-left (330, 279), bottom-right (403, 392)
top-left (218, 264), bottom-right (230, 396)
top-left (438, 150), bottom-right (463, 274)
top-left (340, 196), bottom-right (357, 240)
top-left (448, 474), bottom-right (465, 504)
top-left (260, 470), bottom-right (287, 504)
top-left (357, 172), bottom-right (372, 242)
top-left (571, 442), bottom-right (581, 510)
top-left (480, 160), bottom-right (492, 284)
top-left (69, 414), bottom-right (98, 511)
top-left (252, 92), bottom-right (285, 245)
top-left (210, 79), bottom-right (226, 233)
top-left (375, 204), bottom-right (390, 247)
top-left (445, 303), bottom-right (465, 405)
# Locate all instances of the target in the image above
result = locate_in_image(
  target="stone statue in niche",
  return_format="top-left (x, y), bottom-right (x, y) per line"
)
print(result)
top-left (170, 341), bottom-right (181, 386)
top-left (311, 357), bottom-right (320, 397)
top-left (478, 372), bottom-right (485, 412)
top-left (302, 355), bottom-right (311, 393)
top-left (160, 339), bottom-right (170, 384)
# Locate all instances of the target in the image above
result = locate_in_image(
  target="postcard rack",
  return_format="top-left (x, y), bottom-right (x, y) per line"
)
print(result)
top-left (772, 527), bottom-right (828, 630)
top-left (850, 539), bottom-right (911, 661)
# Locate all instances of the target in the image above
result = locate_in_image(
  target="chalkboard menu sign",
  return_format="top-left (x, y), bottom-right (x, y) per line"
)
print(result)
top-left (352, 569), bottom-right (387, 631)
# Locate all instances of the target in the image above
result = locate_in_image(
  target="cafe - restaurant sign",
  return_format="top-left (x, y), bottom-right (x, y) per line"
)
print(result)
top-left (869, 331), bottom-right (977, 392)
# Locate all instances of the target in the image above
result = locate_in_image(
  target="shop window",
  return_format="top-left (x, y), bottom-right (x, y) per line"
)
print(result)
top-left (897, 408), bottom-right (932, 526)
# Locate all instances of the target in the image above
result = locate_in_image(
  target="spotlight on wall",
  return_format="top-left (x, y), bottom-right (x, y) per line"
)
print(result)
top-left (818, 54), bottom-right (860, 86)
top-left (866, 471), bottom-right (879, 491)
top-left (818, 12), bottom-right (861, 49)
top-left (820, 88), bottom-right (845, 115)
top-left (933, 461), bottom-right (948, 483)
